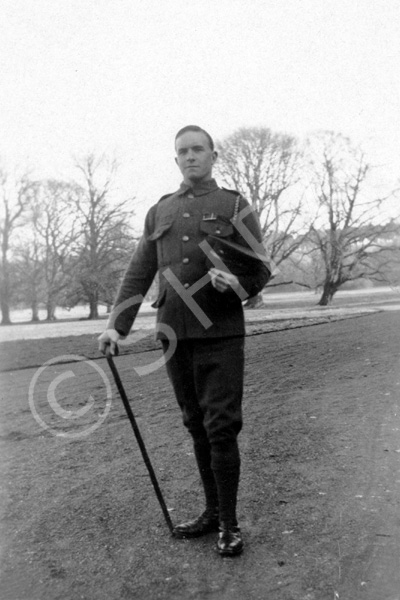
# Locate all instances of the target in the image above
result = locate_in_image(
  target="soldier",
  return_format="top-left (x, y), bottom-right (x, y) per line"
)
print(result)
top-left (98, 125), bottom-right (270, 556)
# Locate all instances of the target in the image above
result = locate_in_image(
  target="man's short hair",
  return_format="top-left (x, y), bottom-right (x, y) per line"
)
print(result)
top-left (175, 125), bottom-right (214, 151)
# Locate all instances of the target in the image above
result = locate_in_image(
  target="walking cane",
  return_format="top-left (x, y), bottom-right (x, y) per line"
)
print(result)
top-left (105, 348), bottom-right (174, 534)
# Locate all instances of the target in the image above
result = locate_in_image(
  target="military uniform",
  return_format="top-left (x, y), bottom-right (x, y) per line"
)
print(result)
top-left (109, 177), bottom-right (270, 536)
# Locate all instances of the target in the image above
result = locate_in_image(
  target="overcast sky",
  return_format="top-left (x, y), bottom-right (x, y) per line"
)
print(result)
top-left (1, 0), bottom-right (399, 223)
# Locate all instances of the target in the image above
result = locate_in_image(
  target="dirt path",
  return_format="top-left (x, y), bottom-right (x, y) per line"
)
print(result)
top-left (1, 311), bottom-right (400, 600)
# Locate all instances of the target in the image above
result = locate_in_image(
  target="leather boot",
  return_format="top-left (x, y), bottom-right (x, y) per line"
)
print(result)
top-left (172, 508), bottom-right (219, 539)
top-left (216, 522), bottom-right (243, 556)
top-left (192, 436), bottom-right (219, 510)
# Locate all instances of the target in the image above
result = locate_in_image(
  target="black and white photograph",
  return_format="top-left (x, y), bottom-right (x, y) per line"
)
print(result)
top-left (1, 1), bottom-right (400, 599)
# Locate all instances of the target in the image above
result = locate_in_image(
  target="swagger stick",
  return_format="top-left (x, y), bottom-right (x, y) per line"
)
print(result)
top-left (105, 349), bottom-right (174, 533)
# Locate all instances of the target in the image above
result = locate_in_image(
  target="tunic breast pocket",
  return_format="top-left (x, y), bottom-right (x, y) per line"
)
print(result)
top-left (148, 220), bottom-right (173, 241)
top-left (200, 219), bottom-right (234, 238)
top-left (148, 220), bottom-right (174, 265)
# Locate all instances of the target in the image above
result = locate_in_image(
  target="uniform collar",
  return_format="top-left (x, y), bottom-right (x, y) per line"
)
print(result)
top-left (178, 178), bottom-right (219, 197)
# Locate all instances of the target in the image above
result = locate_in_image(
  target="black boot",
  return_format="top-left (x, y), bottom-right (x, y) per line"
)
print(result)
top-left (212, 438), bottom-right (241, 522)
top-left (216, 522), bottom-right (243, 556)
top-left (192, 435), bottom-right (219, 510)
top-left (212, 440), bottom-right (243, 555)
top-left (173, 435), bottom-right (220, 539)
top-left (173, 507), bottom-right (220, 538)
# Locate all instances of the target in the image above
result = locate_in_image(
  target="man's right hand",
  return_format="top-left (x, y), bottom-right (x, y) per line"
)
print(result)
top-left (98, 329), bottom-right (121, 356)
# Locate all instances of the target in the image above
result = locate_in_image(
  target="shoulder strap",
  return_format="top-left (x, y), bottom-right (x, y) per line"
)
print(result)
top-left (221, 187), bottom-right (242, 224)
top-left (232, 194), bottom-right (241, 224)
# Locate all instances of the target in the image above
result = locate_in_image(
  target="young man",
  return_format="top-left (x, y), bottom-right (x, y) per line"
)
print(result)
top-left (99, 126), bottom-right (270, 556)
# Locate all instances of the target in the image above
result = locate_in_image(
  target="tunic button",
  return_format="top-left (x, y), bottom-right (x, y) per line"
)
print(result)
top-left (182, 235), bottom-right (189, 242)
top-left (183, 257), bottom-right (189, 264)
top-left (183, 212), bottom-right (190, 218)
top-left (184, 283), bottom-right (190, 289)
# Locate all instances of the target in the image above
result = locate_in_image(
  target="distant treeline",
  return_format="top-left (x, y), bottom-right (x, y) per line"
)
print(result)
top-left (1, 129), bottom-right (399, 324)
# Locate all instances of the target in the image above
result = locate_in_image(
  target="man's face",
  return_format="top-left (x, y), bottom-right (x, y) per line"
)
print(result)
top-left (175, 131), bottom-right (217, 184)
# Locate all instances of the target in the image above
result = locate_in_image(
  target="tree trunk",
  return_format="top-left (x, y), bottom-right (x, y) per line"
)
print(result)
top-left (244, 293), bottom-right (264, 309)
top-left (0, 263), bottom-right (12, 324)
top-left (0, 297), bottom-right (11, 325)
top-left (318, 282), bottom-right (338, 306)
top-left (31, 300), bottom-right (40, 322)
top-left (88, 297), bottom-right (99, 319)
top-left (46, 299), bottom-right (57, 321)
top-left (1, 227), bottom-right (12, 324)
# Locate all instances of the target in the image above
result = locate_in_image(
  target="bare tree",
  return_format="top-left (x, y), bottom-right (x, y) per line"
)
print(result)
top-left (13, 235), bottom-right (44, 322)
top-left (216, 127), bottom-right (309, 306)
top-left (305, 131), bottom-right (400, 305)
top-left (71, 154), bottom-right (135, 319)
top-left (29, 179), bottom-right (81, 320)
top-left (0, 166), bottom-right (34, 324)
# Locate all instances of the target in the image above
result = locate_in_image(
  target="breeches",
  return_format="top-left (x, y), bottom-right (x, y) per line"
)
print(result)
top-left (162, 336), bottom-right (244, 466)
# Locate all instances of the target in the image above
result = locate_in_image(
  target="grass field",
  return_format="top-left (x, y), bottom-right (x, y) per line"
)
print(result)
top-left (1, 309), bottom-right (400, 599)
